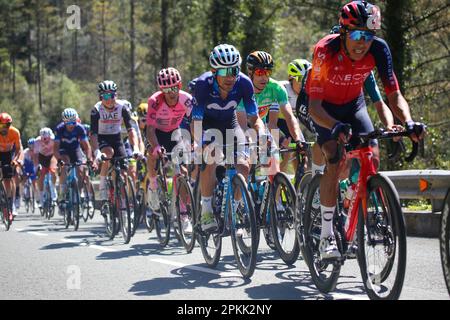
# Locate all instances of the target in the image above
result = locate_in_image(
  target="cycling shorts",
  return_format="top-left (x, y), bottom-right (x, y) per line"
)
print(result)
top-left (98, 134), bottom-right (126, 159)
top-left (0, 152), bottom-right (15, 179)
top-left (312, 94), bottom-right (377, 148)
top-left (59, 147), bottom-right (84, 165)
top-left (38, 153), bottom-right (56, 173)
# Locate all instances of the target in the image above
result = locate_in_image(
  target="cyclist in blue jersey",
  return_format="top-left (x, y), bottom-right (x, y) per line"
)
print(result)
top-left (18, 138), bottom-right (38, 207)
top-left (192, 44), bottom-right (266, 232)
top-left (53, 108), bottom-right (95, 205)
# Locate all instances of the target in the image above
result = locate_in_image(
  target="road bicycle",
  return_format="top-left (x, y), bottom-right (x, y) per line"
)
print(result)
top-left (0, 164), bottom-right (14, 231)
top-left (195, 142), bottom-right (258, 279)
top-left (79, 163), bottom-right (96, 222)
top-left (440, 188), bottom-right (450, 296)
top-left (39, 168), bottom-right (56, 220)
top-left (247, 145), bottom-right (298, 265)
top-left (58, 161), bottom-right (87, 231)
top-left (302, 128), bottom-right (421, 300)
top-left (100, 156), bottom-right (133, 244)
top-left (23, 172), bottom-right (36, 214)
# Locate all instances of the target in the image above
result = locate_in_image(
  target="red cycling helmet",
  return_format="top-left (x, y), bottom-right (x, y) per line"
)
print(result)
top-left (0, 112), bottom-right (13, 124)
top-left (157, 67), bottom-right (182, 89)
top-left (339, 1), bottom-right (381, 30)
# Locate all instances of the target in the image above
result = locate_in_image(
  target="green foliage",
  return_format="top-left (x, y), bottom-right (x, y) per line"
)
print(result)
top-left (0, 0), bottom-right (448, 170)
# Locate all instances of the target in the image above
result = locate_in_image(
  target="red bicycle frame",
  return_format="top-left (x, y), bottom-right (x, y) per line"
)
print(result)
top-left (341, 145), bottom-right (378, 242)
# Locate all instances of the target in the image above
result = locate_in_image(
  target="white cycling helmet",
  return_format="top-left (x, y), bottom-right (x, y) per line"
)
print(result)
top-left (209, 44), bottom-right (242, 69)
top-left (98, 80), bottom-right (118, 93)
top-left (61, 108), bottom-right (79, 123)
top-left (40, 127), bottom-right (54, 139)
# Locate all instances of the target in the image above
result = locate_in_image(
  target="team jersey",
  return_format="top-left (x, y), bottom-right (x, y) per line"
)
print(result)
top-left (146, 90), bottom-right (193, 133)
top-left (34, 135), bottom-right (55, 157)
top-left (54, 122), bottom-right (88, 150)
top-left (0, 126), bottom-right (21, 153)
top-left (280, 80), bottom-right (298, 121)
top-left (306, 34), bottom-right (399, 105)
top-left (192, 71), bottom-right (258, 123)
top-left (91, 99), bottom-right (134, 136)
top-left (237, 78), bottom-right (288, 121)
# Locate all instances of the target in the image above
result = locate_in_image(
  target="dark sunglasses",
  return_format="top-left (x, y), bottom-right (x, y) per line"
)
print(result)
top-left (216, 67), bottom-right (240, 77)
top-left (101, 92), bottom-right (116, 100)
top-left (348, 29), bottom-right (375, 42)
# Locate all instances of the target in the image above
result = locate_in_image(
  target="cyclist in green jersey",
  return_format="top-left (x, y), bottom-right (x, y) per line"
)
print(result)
top-left (237, 51), bottom-right (305, 171)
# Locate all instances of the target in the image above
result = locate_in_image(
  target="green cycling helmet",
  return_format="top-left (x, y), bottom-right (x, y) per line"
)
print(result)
top-left (287, 58), bottom-right (311, 81)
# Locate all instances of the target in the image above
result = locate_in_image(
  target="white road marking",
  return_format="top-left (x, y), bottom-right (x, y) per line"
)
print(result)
top-left (88, 245), bottom-right (117, 252)
top-left (15, 228), bottom-right (25, 232)
top-left (27, 231), bottom-right (48, 237)
top-left (151, 258), bottom-right (242, 277)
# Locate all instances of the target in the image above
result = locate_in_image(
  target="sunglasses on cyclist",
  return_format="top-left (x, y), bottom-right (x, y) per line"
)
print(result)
top-left (64, 121), bottom-right (77, 126)
top-left (215, 67), bottom-right (240, 77)
top-left (0, 123), bottom-right (11, 129)
top-left (253, 68), bottom-right (272, 77)
top-left (101, 92), bottom-right (116, 101)
top-left (348, 29), bottom-right (375, 42)
top-left (161, 86), bottom-right (180, 94)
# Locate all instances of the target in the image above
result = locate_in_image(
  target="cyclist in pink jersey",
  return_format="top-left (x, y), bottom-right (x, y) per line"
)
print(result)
top-left (145, 67), bottom-right (193, 231)
top-left (307, 1), bottom-right (426, 260)
top-left (33, 128), bottom-right (58, 207)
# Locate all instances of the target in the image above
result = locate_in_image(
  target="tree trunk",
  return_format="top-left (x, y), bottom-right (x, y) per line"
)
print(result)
top-left (161, 0), bottom-right (169, 68)
top-left (101, 0), bottom-right (107, 79)
top-left (11, 55), bottom-right (16, 101)
top-left (36, 2), bottom-right (43, 111)
top-left (130, 0), bottom-right (136, 105)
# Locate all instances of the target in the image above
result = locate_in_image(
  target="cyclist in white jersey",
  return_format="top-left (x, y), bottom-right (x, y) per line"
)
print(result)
top-left (90, 80), bottom-right (142, 201)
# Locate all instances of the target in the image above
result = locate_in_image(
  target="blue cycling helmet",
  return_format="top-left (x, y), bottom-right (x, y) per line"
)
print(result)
top-left (27, 138), bottom-right (36, 147)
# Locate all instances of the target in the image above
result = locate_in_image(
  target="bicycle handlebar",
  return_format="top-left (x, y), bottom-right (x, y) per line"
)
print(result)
top-left (357, 129), bottom-right (419, 163)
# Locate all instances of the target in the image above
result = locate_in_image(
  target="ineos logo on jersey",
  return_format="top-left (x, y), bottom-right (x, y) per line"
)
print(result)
top-left (330, 72), bottom-right (371, 83)
top-left (206, 100), bottom-right (237, 111)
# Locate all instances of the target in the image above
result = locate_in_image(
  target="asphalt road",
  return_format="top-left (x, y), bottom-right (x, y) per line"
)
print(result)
top-left (0, 206), bottom-right (449, 301)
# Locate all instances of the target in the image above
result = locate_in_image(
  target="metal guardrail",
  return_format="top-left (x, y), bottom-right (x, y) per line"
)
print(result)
top-left (381, 170), bottom-right (450, 212)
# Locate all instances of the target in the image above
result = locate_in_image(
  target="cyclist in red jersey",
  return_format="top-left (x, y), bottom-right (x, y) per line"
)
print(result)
top-left (307, 1), bottom-right (426, 260)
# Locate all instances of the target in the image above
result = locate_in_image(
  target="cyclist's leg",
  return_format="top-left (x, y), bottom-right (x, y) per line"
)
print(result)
top-left (277, 118), bottom-right (297, 173)
top-left (58, 153), bottom-right (71, 200)
top-left (97, 136), bottom-right (115, 201)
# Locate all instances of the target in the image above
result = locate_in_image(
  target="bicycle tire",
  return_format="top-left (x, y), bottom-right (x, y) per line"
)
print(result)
top-left (270, 172), bottom-right (300, 265)
top-left (127, 176), bottom-right (139, 237)
top-left (357, 173), bottom-right (406, 300)
top-left (175, 175), bottom-right (196, 253)
top-left (302, 173), bottom-right (341, 293)
top-left (440, 189), bottom-right (450, 296)
top-left (230, 173), bottom-right (258, 279)
top-left (296, 171), bottom-right (312, 257)
top-left (0, 185), bottom-right (12, 231)
top-left (117, 178), bottom-right (132, 244)
top-left (72, 181), bottom-right (81, 231)
top-left (31, 185), bottom-right (35, 214)
top-left (80, 183), bottom-right (89, 223)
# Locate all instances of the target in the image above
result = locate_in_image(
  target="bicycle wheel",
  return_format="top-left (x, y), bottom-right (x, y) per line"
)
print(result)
top-left (357, 173), bottom-right (406, 300)
top-left (80, 182), bottom-right (89, 223)
top-left (296, 171), bottom-right (312, 256)
top-left (31, 185), bottom-right (35, 214)
top-left (175, 175), bottom-right (196, 253)
top-left (302, 173), bottom-right (341, 293)
top-left (116, 178), bottom-right (132, 244)
top-left (127, 176), bottom-right (139, 237)
top-left (230, 173), bottom-right (258, 279)
top-left (270, 172), bottom-right (300, 265)
top-left (86, 182), bottom-right (95, 220)
top-left (71, 181), bottom-right (81, 231)
top-left (1, 185), bottom-right (12, 231)
top-left (142, 179), bottom-right (155, 233)
top-left (440, 189), bottom-right (450, 296)
top-left (24, 183), bottom-right (30, 213)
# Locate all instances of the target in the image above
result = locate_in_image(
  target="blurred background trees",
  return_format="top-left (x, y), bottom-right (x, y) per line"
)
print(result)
top-left (0, 0), bottom-right (448, 169)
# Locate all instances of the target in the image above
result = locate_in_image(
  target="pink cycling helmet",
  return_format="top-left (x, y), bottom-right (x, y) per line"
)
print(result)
top-left (157, 67), bottom-right (182, 89)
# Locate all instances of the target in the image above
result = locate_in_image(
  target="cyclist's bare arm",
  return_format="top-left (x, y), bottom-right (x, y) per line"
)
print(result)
top-left (90, 134), bottom-right (99, 152)
top-left (145, 126), bottom-right (159, 149)
top-left (247, 114), bottom-right (265, 136)
top-left (80, 140), bottom-right (93, 162)
top-left (280, 103), bottom-right (303, 142)
top-left (268, 110), bottom-right (278, 132)
top-left (373, 100), bottom-right (395, 129)
top-left (309, 98), bottom-right (338, 129)
top-left (237, 111), bottom-right (248, 132)
top-left (387, 91), bottom-right (413, 125)
top-left (53, 140), bottom-right (62, 160)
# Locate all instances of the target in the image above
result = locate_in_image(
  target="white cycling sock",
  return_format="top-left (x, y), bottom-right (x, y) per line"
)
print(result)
top-left (201, 197), bottom-right (213, 215)
top-left (99, 176), bottom-right (107, 190)
top-left (320, 205), bottom-right (336, 239)
top-left (312, 163), bottom-right (325, 177)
